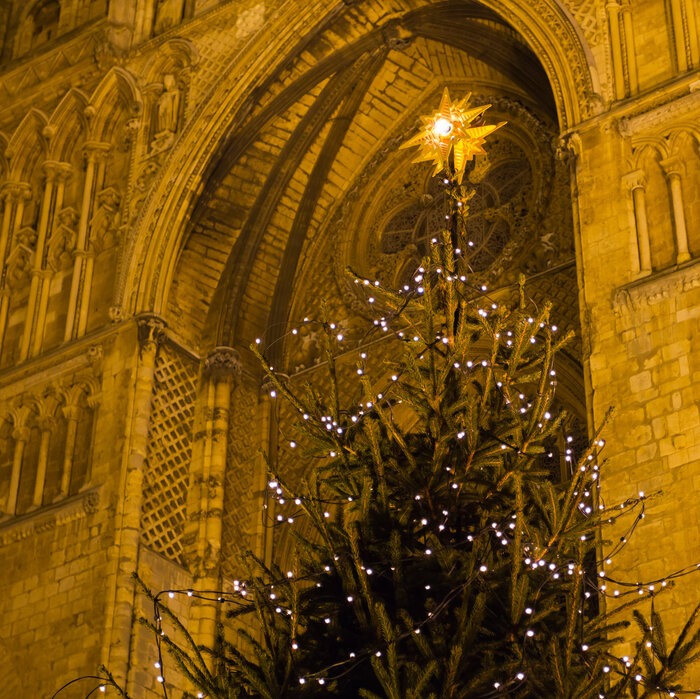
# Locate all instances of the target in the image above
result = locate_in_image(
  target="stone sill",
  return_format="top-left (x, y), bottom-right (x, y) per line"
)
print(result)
top-left (0, 486), bottom-right (100, 547)
top-left (613, 258), bottom-right (700, 312)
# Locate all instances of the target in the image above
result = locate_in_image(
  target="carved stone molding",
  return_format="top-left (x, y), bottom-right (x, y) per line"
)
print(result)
top-left (136, 313), bottom-right (167, 352)
top-left (621, 169), bottom-right (646, 191)
top-left (0, 488), bottom-right (101, 546)
top-left (613, 260), bottom-right (700, 318)
top-left (42, 161), bottom-right (73, 183)
top-left (618, 89), bottom-right (700, 138)
top-left (203, 346), bottom-right (242, 383)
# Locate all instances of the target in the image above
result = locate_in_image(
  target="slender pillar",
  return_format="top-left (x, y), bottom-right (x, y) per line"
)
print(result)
top-left (606, 1), bottom-right (626, 100)
top-left (0, 184), bottom-right (32, 353)
top-left (660, 156), bottom-right (690, 264)
top-left (622, 170), bottom-right (651, 276)
top-left (57, 402), bottom-right (81, 500)
top-left (5, 426), bottom-right (29, 516)
top-left (65, 143), bottom-right (110, 343)
top-left (31, 417), bottom-right (55, 510)
top-left (256, 377), bottom-right (279, 567)
top-left (686, 0), bottom-right (699, 68)
top-left (102, 315), bottom-right (165, 687)
top-left (670, 0), bottom-right (689, 72)
top-left (76, 249), bottom-right (95, 337)
top-left (620, 0), bottom-right (638, 94)
top-left (20, 165), bottom-right (56, 361)
top-left (192, 347), bottom-right (240, 655)
top-left (31, 162), bottom-right (72, 356)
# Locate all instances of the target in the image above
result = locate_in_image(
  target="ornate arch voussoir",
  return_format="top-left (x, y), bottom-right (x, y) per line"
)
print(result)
top-left (484, 0), bottom-right (600, 129)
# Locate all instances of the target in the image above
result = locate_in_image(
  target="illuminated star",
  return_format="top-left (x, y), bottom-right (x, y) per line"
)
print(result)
top-left (400, 87), bottom-right (505, 184)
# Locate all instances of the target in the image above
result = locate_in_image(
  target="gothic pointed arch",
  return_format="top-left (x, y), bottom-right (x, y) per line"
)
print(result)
top-left (6, 108), bottom-right (49, 181)
top-left (47, 88), bottom-right (89, 162)
top-left (141, 37), bottom-right (199, 85)
top-left (120, 0), bottom-right (598, 327)
top-left (87, 67), bottom-right (142, 142)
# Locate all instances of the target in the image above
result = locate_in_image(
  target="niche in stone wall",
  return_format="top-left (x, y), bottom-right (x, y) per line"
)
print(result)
top-left (638, 146), bottom-right (676, 271)
top-left (14, 0), bottom-right (61, 57)
top-left (83, 76), bottom-right (139, 335)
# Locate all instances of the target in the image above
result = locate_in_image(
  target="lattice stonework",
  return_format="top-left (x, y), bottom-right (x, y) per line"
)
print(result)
top-left (141, 342), bottom-right (198, 564)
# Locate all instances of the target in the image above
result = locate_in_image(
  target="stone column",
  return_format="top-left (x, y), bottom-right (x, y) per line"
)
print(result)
top-left (30, 416), bottom-right (55, 510)
top-left (190, 347), bottom-right (240, 656)
top-left (57, 403), bottom-right (80, 500)
top-left (0, 183), bottom-right (32, 354)
top-left (622, 170), bottom-right (651, 276)
top-left (669, 0), bottom-right (689, 72)
top-left (686, 0), bottom-right (700, 68)
top-left (101, 314), bottom-right (165, 684)
top-left (660, 156), bottom-right (690, 264)
top-left (65, 143), bottom-right (111, 343)
top-left (20, 161), bottom-right (72, 359)
top-left (606, 1), bottom-right (626, 100)
top-left (254, 377), bottom-right (279, 567)
top-left (32, 162), bottom-right (72, 356)
top-left (620, 0), bottom-right (638, 94)
top-left (5, 425), bottom-right (29, 516)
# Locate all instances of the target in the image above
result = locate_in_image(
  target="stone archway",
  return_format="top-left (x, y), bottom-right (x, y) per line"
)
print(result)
top-left (133, 0), bottom-right (595, 593)
top-left (122, 0), bottom-right (600, 328)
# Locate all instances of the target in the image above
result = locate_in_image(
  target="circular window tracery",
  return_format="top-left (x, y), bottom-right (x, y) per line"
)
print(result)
top-left (379, 139), bottom-right (533, 287)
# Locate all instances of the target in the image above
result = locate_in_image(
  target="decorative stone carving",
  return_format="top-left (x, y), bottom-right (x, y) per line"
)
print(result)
top-left (5, 229), bottom-right (35, 290)
top-left (151, 75), bottom-right (182, 152)
top-left (618, 89), bottom-right (700, 138)
top-left (108, 305), bottom-right (124, 323)
top-left (613, 261), bottom-right (700, 323)
top-left (0, 488), bottom-right (101, 546)
top-left (203, 347), bottom-right (242, 385)
top-left (137, 314), bottom-right (167, 355)
top-left (46, 207), bottom-right (78, 271)
top-left (128, 161), bottom-right (160, 229)
top-left (89, 188), bottom-right (122, 253)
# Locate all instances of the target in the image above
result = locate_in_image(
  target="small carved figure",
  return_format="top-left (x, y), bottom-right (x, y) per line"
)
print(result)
top-left (151, 75), bottom-right (181, 151)
top-left (46, 207), bottom-right (78, 270)
top-left (89, 188), bottom-right (122, 253)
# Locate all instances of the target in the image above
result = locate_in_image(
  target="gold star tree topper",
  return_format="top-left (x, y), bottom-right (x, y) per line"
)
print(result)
top-left (400, 87), bottom-right (505, 184)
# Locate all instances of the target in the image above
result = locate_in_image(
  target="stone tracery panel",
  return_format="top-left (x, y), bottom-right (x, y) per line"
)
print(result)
top-left (140, 340), bottom-right (198, 564)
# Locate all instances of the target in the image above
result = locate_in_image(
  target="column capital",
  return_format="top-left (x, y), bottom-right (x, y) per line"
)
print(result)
top-left (0, 182), bottom-right (32, 204)
top-left (12, 426), bottom-right (30, 442)
top-left (136, 313), bottom-right (167, 353)
top-left (660, 155), bottom-right (685, 178)
top-left (203, 346), bottom-right (241, 383)
top-left (621, 169), bottom-right (646, 191)
top-left (82, 141), bottom-right (113, 163)
top-left (43, 161), bottom-right (73, 183)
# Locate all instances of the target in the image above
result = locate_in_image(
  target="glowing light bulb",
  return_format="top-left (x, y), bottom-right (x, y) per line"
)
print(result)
top-left (433, 117), bottom-right (453, 136)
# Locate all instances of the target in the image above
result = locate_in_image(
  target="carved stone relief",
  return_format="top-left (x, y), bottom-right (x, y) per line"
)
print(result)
top-left (90, 187), bottom-right (122, 253)
top-left (46, 207), bottom-right (78, 271)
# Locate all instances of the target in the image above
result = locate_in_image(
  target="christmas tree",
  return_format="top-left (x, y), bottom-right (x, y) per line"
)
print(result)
top-left (104, 90), bottom-right (700, 699)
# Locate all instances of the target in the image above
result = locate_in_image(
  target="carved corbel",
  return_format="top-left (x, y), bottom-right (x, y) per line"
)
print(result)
top-left (203, 346), bottom-right (241, 385)
top-left (136, 313), bottom-right (167, 356)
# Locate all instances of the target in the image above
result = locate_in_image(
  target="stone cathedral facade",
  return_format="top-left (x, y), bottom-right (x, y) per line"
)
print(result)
top-left (0, 0), bottom-right (699, 696)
